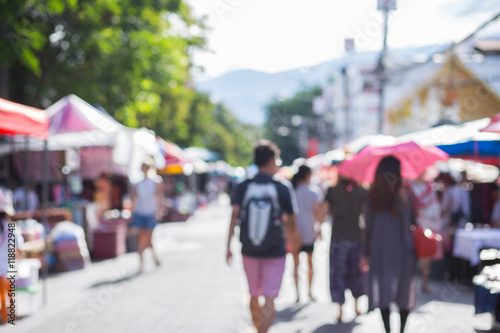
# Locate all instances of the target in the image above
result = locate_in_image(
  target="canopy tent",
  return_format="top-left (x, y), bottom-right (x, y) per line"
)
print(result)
top-left (45, 94), bottom-right (121, 149)
top-left (397, 118), bottom-right (500, 165)
top-left (1, 95), bottom-right (165, 182)
top-left (436, 141), bottom-right (499, 165)
top-left (47, 94), bottom-right (120, 135)
top-left (398, 118), bottom-right (500, 146)
top-left (0, 98), bottom-right (50, 308)
top-left (0, 95), bottom-right (125, 181)
top-left (0, 94), bottom-right (120, 153)
top-left (342, 135), bottom-right (397, 154)
top-left (0, 98), bottom-right (48, 139)
top-left (47, 95), bottom-right (165, 181)
top-left (294, 149), bottom-right (346, 170)
top-left (481, 112), bottom-right (500, 133)
top-left (157, 138), bottom-right (191, 175)
top-left (184, 147), bottom-right (221, 162)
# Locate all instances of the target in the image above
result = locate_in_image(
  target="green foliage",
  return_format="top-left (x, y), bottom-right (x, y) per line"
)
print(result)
top-left (264, 86), bottom-right (325, 165)
top-left (1, 0), bottom-right (254, 166)
top-left (0, 0), bottom-right (74, 75)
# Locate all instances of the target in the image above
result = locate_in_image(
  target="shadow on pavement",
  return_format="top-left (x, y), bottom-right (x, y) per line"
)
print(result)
top-left (412, 278), bottom-right (475, 311)
top-left (88, 271), bottom-right (141, 289)
top-left (311, 321), bottom-right (358, 333)
top-left (275, 303), bottom-right (309, 323)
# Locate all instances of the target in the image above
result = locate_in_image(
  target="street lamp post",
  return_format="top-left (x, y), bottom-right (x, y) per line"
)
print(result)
top-left (377, 0), bottom-right (396, 134)
top-left (343, 39), bottom-right (355, 143)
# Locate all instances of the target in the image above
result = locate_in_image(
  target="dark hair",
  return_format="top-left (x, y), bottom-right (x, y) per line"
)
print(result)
top-left (292, 165), bottom-right (312, 188)
top-left (254, 140), bottom-right (280, 167)
top-left (369, 155), bottom-right (402, 216)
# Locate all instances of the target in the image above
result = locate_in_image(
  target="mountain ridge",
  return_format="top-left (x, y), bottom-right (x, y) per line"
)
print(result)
top-left (195, 44), bottom-right (450, 126)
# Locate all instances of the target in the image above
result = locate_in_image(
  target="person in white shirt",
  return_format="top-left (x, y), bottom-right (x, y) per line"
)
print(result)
top-left (441, 175), bottom-right (471, 229)
top-left (291, 165), bottom-right (323, 303)
top-left (130, 159), bottom-right (163, 273)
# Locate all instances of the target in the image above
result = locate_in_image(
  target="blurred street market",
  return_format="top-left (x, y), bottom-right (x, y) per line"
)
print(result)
top-left (3, 0), bottom-right (500, 332)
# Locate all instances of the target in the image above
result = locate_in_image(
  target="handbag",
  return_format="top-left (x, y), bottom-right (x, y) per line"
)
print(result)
top-left (405, 182), bottom-right (442, 260)
top-left (413, 225), bottom-right (441, 260)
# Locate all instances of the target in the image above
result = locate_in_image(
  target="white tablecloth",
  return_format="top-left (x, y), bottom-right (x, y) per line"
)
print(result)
top-left (453, 229), bottom-right (500, 266)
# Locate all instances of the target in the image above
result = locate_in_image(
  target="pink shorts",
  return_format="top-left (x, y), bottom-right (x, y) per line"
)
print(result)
top-left (242, 256), bottom-right (286, 298)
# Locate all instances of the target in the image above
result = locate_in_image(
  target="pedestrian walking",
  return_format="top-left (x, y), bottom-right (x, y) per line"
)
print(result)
top-left (441, 174), bottom-right (470, 229)
top-left (408, 175), bottom-right (443, 293)
top-left (361, 156), bottom-right (417, 333)
top-left (226, 140), bottom-right (298, 333)
top-left (291, 165), bottom-right (323, 303)
top-left (130, 158), bottom-right (163, 273)
top-left (322, 175), bottom-right (366, 322)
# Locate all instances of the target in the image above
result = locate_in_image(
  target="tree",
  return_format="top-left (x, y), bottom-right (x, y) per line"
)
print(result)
top-left (264, 86), bottom-right (326, 165)
top-left (1, 0), bottom-right (254, 166)
top-left (0, 0), bottom-right (78, 96)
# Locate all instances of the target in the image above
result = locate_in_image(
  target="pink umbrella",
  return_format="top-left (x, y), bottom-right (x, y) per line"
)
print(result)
top-left (481, 113), bottom-right (500, 133)
top-left (338, 141), bottom-right (449, 184)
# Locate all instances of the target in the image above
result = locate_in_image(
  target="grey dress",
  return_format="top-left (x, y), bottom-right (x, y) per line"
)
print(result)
top-left (364, 191), bottom-right (417, 311)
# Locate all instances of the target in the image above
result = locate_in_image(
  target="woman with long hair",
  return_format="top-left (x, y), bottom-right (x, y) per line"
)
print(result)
top-left (361, 156), bottom-right (417, 333)
top-left (291, 165), bottom-right (323, 302)
top-left (323, 175), bottom-right (366, 322)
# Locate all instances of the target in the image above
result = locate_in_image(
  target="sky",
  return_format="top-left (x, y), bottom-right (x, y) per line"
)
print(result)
top-left (186, 0), bottom-right (500, 81)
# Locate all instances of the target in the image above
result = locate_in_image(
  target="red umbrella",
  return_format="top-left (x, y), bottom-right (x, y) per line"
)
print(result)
top-left (481, 113), bottom-right (500, 133)
top-left (0, 98), bottom-right (48, 139)
top-left (338, 141), bottom-right (449, 184)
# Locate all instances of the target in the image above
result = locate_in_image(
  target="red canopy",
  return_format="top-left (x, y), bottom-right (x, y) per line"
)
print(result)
top-left (0, 98), bottom-right (49, 139)
top-left (158, 138), bottom-right (190, 165)
top-left (481, 113), bottom-right (500, 133)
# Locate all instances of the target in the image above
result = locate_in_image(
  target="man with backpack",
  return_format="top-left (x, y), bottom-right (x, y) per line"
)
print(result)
top-left (226, 140), bottom-right (298, 333)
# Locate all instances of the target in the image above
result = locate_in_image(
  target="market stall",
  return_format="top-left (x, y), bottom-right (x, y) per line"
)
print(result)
top-left (0, 98), bottom-right (48, 320)
top-left (157, 139), bottom-right (200, 222)
top-left (1, 95), bottom-right (166, 263)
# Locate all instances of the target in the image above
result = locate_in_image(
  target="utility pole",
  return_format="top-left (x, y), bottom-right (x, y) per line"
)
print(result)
top-left (343, 38), bottom-right (354, 143)
top-left (341, 66), bottom-right (350, 143)
top-left (377, 0), bottom-right (396, 134)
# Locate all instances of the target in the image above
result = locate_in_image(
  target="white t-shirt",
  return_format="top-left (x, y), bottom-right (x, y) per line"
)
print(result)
top-left (295, 184), bottom-right (323, 245)
top-left (410, 181), bottom-right (442, 232)
top-left (133, 177), bottom-right (160, 215)
top-left (0, 219), bottom-right (24, 277)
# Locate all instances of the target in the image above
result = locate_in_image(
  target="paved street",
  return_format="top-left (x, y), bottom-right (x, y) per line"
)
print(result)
top-left (6, 196), bottom-right (492, 333)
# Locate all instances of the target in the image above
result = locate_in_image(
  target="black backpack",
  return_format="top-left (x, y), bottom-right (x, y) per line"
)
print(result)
top-left (239, 179), bottom-right (282, 256)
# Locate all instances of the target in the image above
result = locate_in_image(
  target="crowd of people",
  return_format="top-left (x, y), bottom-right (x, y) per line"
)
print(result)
top-left (226, 139), bottom-right (479, 333)
top-left (0, 139), bottom-right (483, 330)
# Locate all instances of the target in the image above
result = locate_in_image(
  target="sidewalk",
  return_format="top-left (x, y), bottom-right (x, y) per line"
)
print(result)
top-left (4, 196), bottom-right (491, 332)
